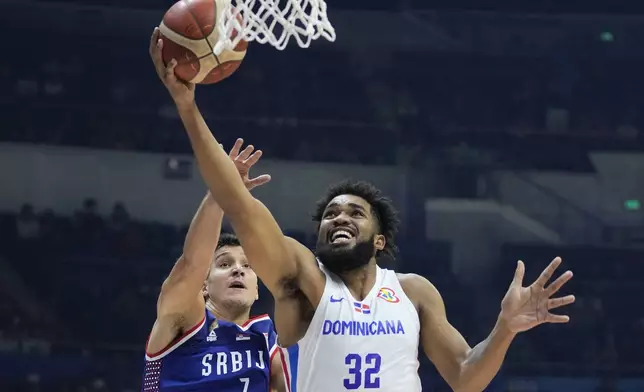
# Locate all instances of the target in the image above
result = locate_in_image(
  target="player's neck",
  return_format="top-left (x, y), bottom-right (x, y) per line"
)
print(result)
top-left (338, 259), bottom-right (378, 301)
top-left (206, 300), bottom-right (251, 326)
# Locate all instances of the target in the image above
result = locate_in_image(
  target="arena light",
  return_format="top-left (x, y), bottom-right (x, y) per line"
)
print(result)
top-left (624, 199), bottom-right (640, 211)
top-left (600, 31), bottom-right (614, 42)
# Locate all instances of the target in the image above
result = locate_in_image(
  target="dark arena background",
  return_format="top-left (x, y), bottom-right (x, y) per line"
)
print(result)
top-left (1, 0), bottom-right (644, 390)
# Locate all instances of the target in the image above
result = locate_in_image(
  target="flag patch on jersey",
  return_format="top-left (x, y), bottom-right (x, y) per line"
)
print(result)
top-left (353, 302), bottom-right (371, 314)
top-left (377, 287), bottom-right (400, 303)
top-left (236, 333), bottom-right (251, 341)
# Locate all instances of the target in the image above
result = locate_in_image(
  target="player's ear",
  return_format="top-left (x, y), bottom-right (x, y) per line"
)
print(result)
top-left (202, 281), bottom-right (209, 300)
top-left (374, 234), bottom-right (385, 251)
top-left (255, 285), bottom-right (259, 301)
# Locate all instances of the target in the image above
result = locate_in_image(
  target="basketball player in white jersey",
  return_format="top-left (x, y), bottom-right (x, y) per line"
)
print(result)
top-left (150, 38), bottom-right (576, 392)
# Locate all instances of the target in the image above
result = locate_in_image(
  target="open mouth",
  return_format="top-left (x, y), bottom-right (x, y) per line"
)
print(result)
top-left (329, 227), bottom-right (356, 245)
top-left (229, 281), bottom-right (246, 289)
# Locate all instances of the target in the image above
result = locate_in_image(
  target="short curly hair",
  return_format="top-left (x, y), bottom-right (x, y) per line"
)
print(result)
top-left (312, 179), bottom-right (400, 258)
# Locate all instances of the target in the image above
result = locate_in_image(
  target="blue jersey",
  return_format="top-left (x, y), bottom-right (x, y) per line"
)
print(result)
top-left (142, 311), bottom-right (278, 392)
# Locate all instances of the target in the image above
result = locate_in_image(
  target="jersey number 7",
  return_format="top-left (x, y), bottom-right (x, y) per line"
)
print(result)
top-left (239, 377), bottom-right (249, 392)
top-left (344, 353), bottom-right (381, 389)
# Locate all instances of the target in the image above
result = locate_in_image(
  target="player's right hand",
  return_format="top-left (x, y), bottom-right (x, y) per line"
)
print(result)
top-left (228, 138), bottom-right (271, 191)
top-left (149, 27), bottom-right (195, 107)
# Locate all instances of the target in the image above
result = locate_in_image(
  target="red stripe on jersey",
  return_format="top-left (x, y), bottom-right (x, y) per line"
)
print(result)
top-left (145, 315), bottom-right (206, 360)
top-left (241, 313), bottom-right (270, 328)
top-left (279, 347), bottom-right (292, 392)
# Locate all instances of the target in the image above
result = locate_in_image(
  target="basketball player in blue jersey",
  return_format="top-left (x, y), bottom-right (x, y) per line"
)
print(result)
top-left (151, 31), bottom-right (576, 392)
top-left (141, 136), bottom-right (286, 392)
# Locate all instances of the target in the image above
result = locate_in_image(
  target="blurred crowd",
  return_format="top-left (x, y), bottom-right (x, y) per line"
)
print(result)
top-left (3, 30), bottom-right (644, 170)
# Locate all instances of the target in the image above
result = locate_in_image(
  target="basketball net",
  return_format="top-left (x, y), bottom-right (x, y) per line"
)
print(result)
top-left (213, 0), bottom-right (336, 55)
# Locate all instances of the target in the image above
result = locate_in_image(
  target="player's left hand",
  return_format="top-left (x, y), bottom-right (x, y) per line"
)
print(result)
top-left (149, 27), bottom-right (196, 107)
top-left (228, 138), bottom-right (271, 191)
top-left (498, 257), bottom-right (575, 333)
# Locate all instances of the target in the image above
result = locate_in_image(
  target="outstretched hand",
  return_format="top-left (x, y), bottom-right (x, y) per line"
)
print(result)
top-left (228, 138), bottom-right (271, 191)
top-left (499, 257), bottom-right (575, 334)
top-left (149, 27), bottom-right (195, 107)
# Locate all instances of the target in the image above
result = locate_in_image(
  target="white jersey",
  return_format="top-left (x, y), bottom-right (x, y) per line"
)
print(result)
top-left (280, 264), bottom-right (422, 392)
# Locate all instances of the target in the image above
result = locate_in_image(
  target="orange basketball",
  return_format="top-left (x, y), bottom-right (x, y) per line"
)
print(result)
top-left (159, 0), bottom-right (247, 84)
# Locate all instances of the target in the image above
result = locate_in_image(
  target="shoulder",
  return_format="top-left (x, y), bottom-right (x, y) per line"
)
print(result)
top-left (284, 236), bottom-right (317, 266)
top-left (396, 273), bottom-right (445, 312)
top-left (145, 312), bottom-right (208, 361)
top-left (243, 314), bottom-right (273, 330)
top-left (396, 272), bottom-right (437, 293)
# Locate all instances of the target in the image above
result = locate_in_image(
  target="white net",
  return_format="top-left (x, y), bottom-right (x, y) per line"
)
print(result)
top-left (213, 0), bottom-right (336, 55)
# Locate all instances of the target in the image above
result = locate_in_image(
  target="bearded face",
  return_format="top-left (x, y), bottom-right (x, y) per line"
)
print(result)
top-left (315, 194), bottom-right (385, 275)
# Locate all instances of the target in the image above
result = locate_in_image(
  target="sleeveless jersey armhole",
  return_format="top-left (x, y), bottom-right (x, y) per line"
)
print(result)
top-left (387, 271), bottom-right (421, 331)
top-left (145, 315), bottom-right (207, 361)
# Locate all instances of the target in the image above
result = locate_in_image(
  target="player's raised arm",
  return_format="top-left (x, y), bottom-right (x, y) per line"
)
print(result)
top-left (147, 193), bottom-right (224, 355)
top-left (149, 28), bottom-right (324, 305)
top-left (147, 143), bottom-right (270, 355)
top-left (401, 257), bottom-right (574, 391)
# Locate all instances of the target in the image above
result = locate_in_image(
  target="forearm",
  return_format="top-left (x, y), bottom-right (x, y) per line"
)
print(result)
top-left (183, 193), bottom-right (224, 260)
top-left (456, 320), bottom-right (516, 392)
top-left (160, 193), bottom-right (223, 303)
top-left (149, 194), bottom-right (222, 353)
top-left (176, 101), bottom-right (252, 216)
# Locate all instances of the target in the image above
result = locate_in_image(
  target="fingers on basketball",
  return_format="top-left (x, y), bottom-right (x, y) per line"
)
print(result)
top-left (149, 27), bottom-right (161, 57)
top-left (150, 28), bottom-right (168, 79)
top-left (158, 0), bottom-right (247, 85)
top-left (165, 59), bottom-right (179, 81)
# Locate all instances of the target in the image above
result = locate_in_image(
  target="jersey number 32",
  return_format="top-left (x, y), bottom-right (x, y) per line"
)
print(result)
top-left (344, 353), bottom-right (381, 389)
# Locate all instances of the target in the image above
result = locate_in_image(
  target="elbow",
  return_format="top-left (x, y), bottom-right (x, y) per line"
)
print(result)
top-left (450, 372), bottom-right (492, 392)
top-left (450, 378), bottom-right (480, 392)
top-left (448, 373), bottom-right (469, 392)
top-left (452, 383), bottom-right (479, 392)
top-left (163, 256), bottom-right (191, 282)
top-left (180, 248), bottom-right (206, 266)
top-left (453, 384), bottom-right (490, 392)
top-left (449, 352), bottom-right (485, 392)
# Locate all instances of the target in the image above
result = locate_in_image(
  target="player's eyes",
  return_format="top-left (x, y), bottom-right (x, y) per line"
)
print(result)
top-left (219, 263), bottom-right (229, 268)
top-left (243, 264), bottom-right (251, 269)
top-left (352, 210), bottom-right (364, 217)
top-left (323, 210), bottom-right (337, 219)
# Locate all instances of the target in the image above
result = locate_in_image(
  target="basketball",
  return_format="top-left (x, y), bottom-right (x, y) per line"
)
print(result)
top-left (159, 0), bottom-right (248, 84)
